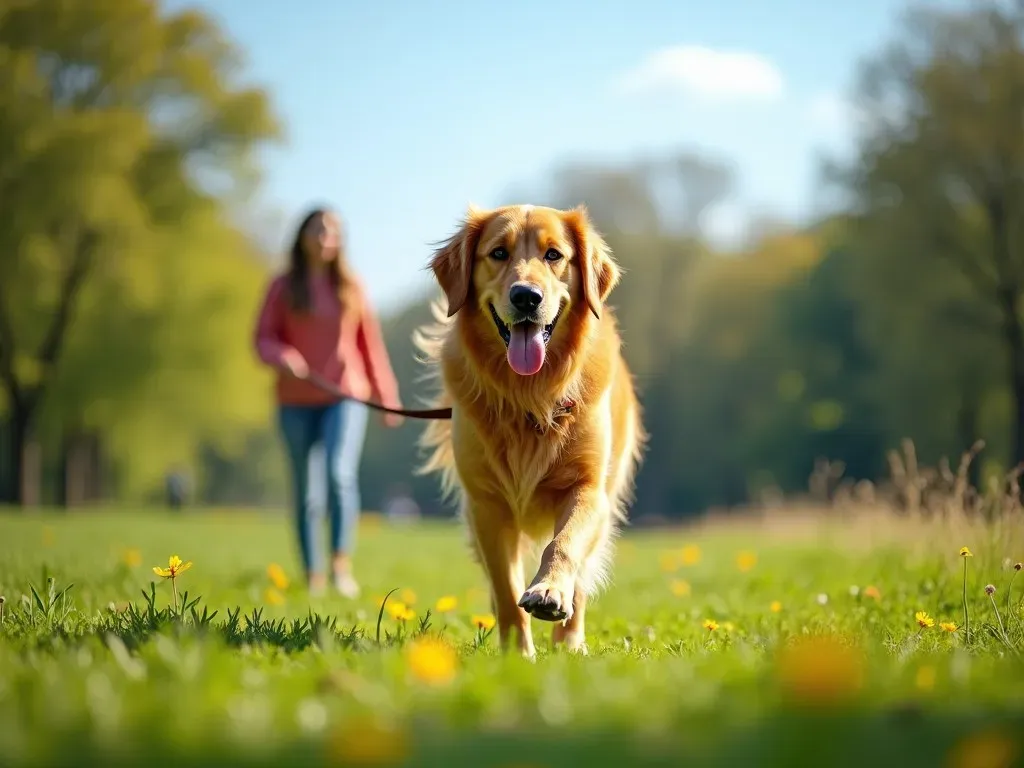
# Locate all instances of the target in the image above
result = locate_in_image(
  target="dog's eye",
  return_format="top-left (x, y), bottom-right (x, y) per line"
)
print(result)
top-left (490, 247), bottom-right (508, 261)
top-left (544, 248), bottom-right (563, 262)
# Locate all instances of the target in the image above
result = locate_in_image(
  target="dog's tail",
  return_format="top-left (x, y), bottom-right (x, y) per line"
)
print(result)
top-left (411, 298), bottom-right (461, 503)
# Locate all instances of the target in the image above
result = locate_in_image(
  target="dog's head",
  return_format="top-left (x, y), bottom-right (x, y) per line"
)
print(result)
top-left (429, 204), bottom-right (620, 377)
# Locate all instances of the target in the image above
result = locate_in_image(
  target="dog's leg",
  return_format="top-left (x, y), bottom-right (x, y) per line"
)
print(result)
top-left (467, 503), bottom-right (535, 657)
top-left (518, 485), bottom-right (606, 625)
top-left (551, 587), bottom-right (588, 654)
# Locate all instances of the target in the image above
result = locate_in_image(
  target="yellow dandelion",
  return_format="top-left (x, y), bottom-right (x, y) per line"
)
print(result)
top-left (400, 588), bottom-right (417, 606)
top-left (946, 728), bottom-right (1018, 768)
top-left (264, 587), bottom-right (285, 606)
top-left (915, 665), bottom-right (936, 692)
top-left (385, 601), bottom-right (415, 622)
top-left (680, 544), bottom-right (702, 566)
top-left (721, 621), bottom-right (736, 633)
top-left (405, 638), bottom-right (457, 686)
top-left (266, 563), bottom-right (289, 591)
top-left (703, 618), bottom-right (719, 631)
top-left (770, 600), bottom-right (783, 613)
top-left (152, 554), bottom-right (192, 607)
top-left (359, 512), bottom-right (384, 530)
top-left (775, 634), bottom-right (864, 707)
top-left (959, 546), bottom-right (973, 558)
top-left (122, 548), bottom-right (142, 568)
top-left (153, 554), bottom-right (192, 579)
top-left (434, 595), bottom-right (458, 613)
top-left (915, 611), bottom-right (934, 629)
top-left (863, 585), bottom-right (881, 601)
top-left (669, 579), bottom-right (691, 597)
top-left (939, 621), bottom-right (958, 633)
top-left (471, 614), bottom-right (496, 630)
top-left (659, 551), bottom-right (680, 573)
top-left (736, 551), bottom-right (758, 573)
top-left (330, 716), bottom-right (408, 765)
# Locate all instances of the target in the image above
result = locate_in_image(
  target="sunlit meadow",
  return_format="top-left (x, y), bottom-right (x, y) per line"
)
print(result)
top-left (1, 491), bottom-right (1023, 767)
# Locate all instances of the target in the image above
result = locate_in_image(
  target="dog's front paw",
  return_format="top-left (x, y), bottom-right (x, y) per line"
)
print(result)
top-left (518, 581), bottom-right (573, 623)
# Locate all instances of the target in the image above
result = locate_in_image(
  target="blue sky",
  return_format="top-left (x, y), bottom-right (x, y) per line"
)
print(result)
top-left (175, 0), bottom-right (932, 313)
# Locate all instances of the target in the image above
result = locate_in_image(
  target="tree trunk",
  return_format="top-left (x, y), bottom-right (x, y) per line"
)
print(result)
top-left (58, 429), bottom-right (100, 508)
top-left (1008, 331), bottom-right (1024, 471)
top-left (989, 191), bottom-right (1024, 470)
top-left (995, 281), bottom-right (1024, 471)
top-left (0, 405), bottom-right (38, 507)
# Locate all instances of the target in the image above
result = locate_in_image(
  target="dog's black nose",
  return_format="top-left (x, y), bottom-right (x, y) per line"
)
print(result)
top-left (509, 283), bottom-right (543, 315)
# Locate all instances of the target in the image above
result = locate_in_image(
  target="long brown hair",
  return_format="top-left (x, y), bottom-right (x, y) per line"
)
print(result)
top-left (286, 207), bottom-right (361, 317)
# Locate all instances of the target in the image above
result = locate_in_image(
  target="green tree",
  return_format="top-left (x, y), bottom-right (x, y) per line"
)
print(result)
top-left (0, 0), bottom-right (280, 505)
top-left (834, 1), bottom-right (1024, 470)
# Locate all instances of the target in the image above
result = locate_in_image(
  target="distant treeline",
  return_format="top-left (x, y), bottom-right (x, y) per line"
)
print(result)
top-left (2, 1), bottom-right (1022, 519)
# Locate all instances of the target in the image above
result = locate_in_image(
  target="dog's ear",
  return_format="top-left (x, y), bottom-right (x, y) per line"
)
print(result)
top-left (429, 205), bottom-right (488, 317)
top-left (565, 205), bottom-right (621, 320)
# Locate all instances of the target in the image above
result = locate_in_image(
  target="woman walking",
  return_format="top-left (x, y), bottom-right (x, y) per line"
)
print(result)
top-left (254, 207), bottom-right (403, 597)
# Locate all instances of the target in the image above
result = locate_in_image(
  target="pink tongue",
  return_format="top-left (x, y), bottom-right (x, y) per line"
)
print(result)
top-left (507, 322), bottom-right (546, 375)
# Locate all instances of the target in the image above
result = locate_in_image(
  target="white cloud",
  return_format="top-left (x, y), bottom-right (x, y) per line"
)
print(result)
top-left (612, 45), bottom-right (785, 103)
top-left (805, 92), bottom-right (856, 133)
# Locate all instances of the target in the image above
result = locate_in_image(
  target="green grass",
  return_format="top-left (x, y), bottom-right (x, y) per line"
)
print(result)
top-left (0, 507), bottom-right (1022, 767)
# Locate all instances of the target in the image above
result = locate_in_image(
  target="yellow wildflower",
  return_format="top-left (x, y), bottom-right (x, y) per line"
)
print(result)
top-left (359, 511), bottom-right (384, 530)
top-left (266, 563), bottom-right (289, 591)
top-left (915, 611), bottom-right (934, 629)
top-left (385, 601), bottom-right (415, 622)
top-left (939, 621), bottom-right (958, 633)
top-left (959, 546), bottom-right (973, 558)
top-left (153, 554), bottom-right (192, 579)
top-left (680, 544), bottom-right (702, 566)
top-left (946, 728), bottom-right (1018, 768)
top-left (721, 621), bottom-right (736, 633)
top-left (659, 551), bottom-right (680, 573)
top-left (264, 588), bottom-right (285, 606)
top-left (670, 579), bottom-right (691, 597)
top-left (122, 548), bottom-right (142, 568)
top-left (152, 554), bottom-right (192, 608)
top-left (736, 551), bottom-right (758, 573)
top-left (434, 595), bottom-right (458, 613)
top-left (863, 585), bottom-right (881, 601)
top-left (405, 638), bottom-right (457, 686)
top-left (703, 619), bottom-right (719, 632)
top-left (770, 600), bottom-right (783, 613)
top-left (915, 665), bottom-right (936, 692)
top-left (400, 588), bottom-right (417, 606)
top-left (330, 716), bottom-right (408, 765)
top-left (775, 634), bottom-right (864, 707)
top-left (471, 614), bottom-right (496, 630)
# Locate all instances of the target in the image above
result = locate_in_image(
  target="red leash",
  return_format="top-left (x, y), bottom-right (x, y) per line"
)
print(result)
top-left (302, 371), bottom-right (452, 420)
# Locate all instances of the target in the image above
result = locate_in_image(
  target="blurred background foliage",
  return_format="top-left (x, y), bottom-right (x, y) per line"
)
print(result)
top-left (3, 0), bottom-right (1024, 521)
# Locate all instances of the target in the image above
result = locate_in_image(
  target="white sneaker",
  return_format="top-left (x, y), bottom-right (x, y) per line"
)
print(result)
top-left (333, 571), bottom-right (361, 599)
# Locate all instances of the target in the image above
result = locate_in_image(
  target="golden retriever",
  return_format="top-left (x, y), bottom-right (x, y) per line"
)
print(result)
top-left (414, 203), bottom-right (645, 657)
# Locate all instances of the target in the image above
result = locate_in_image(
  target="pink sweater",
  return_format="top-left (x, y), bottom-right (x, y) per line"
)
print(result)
top-left (253, 272), bottom-right (400, 408)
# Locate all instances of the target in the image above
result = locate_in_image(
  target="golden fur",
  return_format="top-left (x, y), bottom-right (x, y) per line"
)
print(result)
top-left (413, 203), bottom-right (645, 656)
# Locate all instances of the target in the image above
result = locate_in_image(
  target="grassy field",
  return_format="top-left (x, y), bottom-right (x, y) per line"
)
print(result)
top-left (0, 504), bottom-right (1022, 767)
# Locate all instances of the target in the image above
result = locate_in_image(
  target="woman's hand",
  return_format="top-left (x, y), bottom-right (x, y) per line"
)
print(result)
top-left (382, 399), bottom-right (405, 428)
top-left (280, 350), bottom-right (309, 379)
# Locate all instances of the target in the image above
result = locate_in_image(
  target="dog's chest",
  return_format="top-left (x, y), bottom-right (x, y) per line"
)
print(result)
top-left (485, 428), bottom-right (578, 517)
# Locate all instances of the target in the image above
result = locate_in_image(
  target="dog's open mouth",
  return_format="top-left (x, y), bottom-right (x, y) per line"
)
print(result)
top-left (489, 303), bottom-right (561, 377)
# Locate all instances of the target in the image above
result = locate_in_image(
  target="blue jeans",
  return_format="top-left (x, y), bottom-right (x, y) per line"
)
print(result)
top-left (277, 401), bottom-right (369, 575)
